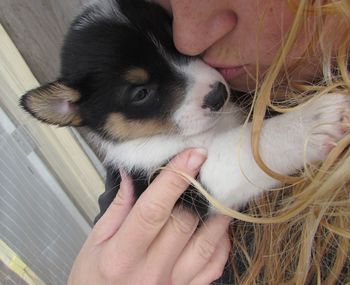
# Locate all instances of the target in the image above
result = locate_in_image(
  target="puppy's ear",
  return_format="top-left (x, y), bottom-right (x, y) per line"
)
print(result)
top-left (20, 82), bottom-right (83, 126)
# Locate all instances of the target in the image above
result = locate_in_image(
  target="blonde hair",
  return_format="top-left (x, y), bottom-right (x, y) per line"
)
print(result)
top-left (232, 0), bottom-right (350, 283)
top-left (175, 0), bottom-right (350, 284)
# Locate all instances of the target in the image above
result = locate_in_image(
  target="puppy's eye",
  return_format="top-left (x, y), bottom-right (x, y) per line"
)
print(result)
top-left (130, 86), bottom-right (155, 106)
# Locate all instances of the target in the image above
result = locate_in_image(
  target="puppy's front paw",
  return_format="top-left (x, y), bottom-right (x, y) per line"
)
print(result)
top-left (302, 93), bottom-right (350, 162)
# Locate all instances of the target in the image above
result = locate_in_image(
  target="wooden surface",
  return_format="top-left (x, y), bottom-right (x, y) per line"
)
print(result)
top-left (0, 23), bottom-right (103, 284)
top-left (0, 24), bottom-right (104, 223)
top-left (0, 0), bottom-right (87, 84)
top-left (0, 0), bottom-right (106, 165)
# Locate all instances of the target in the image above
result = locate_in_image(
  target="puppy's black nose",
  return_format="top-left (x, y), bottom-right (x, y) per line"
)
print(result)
top-left (202, 82), bottom-right (228, 111)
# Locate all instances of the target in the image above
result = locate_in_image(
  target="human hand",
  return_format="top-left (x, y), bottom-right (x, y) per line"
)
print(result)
top-left (67, 149), bottom-right (232, 285)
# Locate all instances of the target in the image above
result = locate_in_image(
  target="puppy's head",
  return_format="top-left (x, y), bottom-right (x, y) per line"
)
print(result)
top-left (21, 0), bottom-right (231, 141)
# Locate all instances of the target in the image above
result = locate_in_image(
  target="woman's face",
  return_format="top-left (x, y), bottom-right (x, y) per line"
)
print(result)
top-left (153, 0), bottom-right (321, 92)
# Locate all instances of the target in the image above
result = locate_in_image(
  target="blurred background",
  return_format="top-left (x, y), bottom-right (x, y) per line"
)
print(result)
top-left (0, 1), bottom-right (107, 284)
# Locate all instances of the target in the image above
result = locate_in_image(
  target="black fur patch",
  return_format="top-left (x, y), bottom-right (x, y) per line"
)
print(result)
top-left (58, 0), bottom-right (191, 140)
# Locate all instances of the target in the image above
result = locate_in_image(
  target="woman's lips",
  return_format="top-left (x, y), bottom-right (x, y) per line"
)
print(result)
top-left (204, 60), bottom-right (246, 81)
top-left (216, 66), bottom-right (245, 81)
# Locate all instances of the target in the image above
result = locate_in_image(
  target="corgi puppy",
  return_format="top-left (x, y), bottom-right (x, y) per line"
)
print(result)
top-left (21, 0), bottom-right (350, 216)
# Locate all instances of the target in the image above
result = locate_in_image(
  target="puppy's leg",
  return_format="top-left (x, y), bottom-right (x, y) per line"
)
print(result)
top-left (259, 93), bottom-right (350, 173)
top-left (202, 93), bottom-right (350, 209)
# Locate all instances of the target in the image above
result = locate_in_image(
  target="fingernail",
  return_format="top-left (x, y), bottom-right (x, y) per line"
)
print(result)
top-left (172, 207), bottom-right (199, 233)
top-left (187, 148), bottom-right (207, 170)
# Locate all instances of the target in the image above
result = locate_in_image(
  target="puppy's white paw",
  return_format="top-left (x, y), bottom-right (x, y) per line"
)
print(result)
top-left (301, 93), bottom-right (350, 162)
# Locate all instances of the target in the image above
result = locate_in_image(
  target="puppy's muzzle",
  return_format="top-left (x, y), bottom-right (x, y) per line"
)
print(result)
top-left (202, 82), bottom-right (228, 112)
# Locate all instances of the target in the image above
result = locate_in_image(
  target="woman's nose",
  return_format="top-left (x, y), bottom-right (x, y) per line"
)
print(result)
top-left (171, 0), bottom-right (237, 56)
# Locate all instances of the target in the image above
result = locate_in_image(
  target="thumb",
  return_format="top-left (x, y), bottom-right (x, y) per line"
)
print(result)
top-left (91, 170), bottom-right (135, 244)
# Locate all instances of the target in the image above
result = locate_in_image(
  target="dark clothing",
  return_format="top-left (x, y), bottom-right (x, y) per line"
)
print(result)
top-left (94, 166), bottom-right (121, 224)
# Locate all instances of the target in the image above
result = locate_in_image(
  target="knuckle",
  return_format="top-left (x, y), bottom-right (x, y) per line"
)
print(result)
top-left (193, 237), bottom-right (217, 261)
top-left (109, 190), bottom-right (129, 209)
top-left (171, 210), bottom-right (198, 235)
top-left (168, 179), bottom-right (187, 194)
top-left (111, 197), bottom-right (125, 208)
top-left (115, 191), bottom-right (125, 202)
top-left (137, 200), bottom-right (170, 229)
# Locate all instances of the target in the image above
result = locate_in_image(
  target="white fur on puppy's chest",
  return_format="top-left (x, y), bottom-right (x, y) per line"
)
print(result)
top-left (102, 136), bottom-right (186, 174)
top-left (102, 132), bottom-right (217, 172)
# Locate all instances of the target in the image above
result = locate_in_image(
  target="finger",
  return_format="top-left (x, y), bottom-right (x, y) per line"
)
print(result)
top-left (110, 148), bottom-right (207, 263)
top-left (145, 207), bottom-right (199, 283)
top-left (172, 215), bottom-right (231, 285)
top-left (189, 233), bottom-right (231, 285)
top-left (90, 171), bottom-right (135, 244)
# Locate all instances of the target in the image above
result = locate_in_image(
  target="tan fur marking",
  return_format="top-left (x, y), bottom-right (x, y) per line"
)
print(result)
top-left (26, 83), bottom-right (82, 126)
top-left (104, 113), bottom-right (175, 140)
top-left (124, 68), bottom-right (150, 84)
